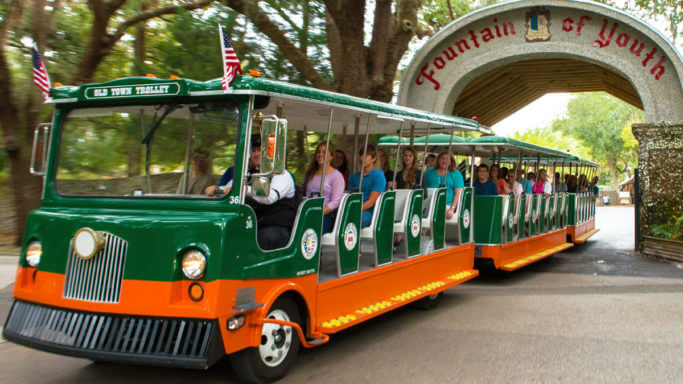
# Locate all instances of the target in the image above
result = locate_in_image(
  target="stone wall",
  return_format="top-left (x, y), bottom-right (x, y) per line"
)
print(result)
top-left (631, 122), bottom-right (683, 247)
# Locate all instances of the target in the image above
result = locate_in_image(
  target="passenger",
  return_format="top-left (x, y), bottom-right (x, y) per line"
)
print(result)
top-left (591, 176), bottom-right (600, 198)
top-left (205, 135), bottom-right (297, 250)
top-left (303, 143), bottom-right (345, 234)
top-left (567, 175), bottom-right (578, 193)
top-left (510, 166), bottom-right (524, 195)
top-left (206, 134), bottom-right (261, 195)
top-left (348, 145), bottom-right (386, 228)
top-left (376, 148), bottom-right (395, 190)
top-left (176, 148), bottom-right (216, 195)
top-left (395, 147), bottom-right (423, 189)
top-left (424, 153), bottom-right (436, 169)
top-left (525, 171), bottom-right (536, 194)
top-left (532, 169), bottom-right (552, 195)
top-left (555, 172), bottom-right (568, 193)
top-left (473, 164), bottom-right (498, 196)
top-left (489, 164), bottom-right (499, 184)
top-left (333, 149), bottom-right (349, 188)
top-left (423, 151), bottom-right (465, 219)
top-left (497, 166), bottom-right (510, 195)
top-left (578, 174), bottom-right (589, 192)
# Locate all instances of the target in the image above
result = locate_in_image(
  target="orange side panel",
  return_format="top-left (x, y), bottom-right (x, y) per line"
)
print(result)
top-left (316, 243), bottom-right (475, 327)
top-left (572, 218), bottom-right (597, 243)
top-left (11, 268), bottom-right (318, 355)
top-left (481, 229), bottom-right (568, 269)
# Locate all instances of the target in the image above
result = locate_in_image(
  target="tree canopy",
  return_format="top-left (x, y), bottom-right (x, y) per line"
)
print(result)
top-left (552, 93), bottom-right (643, 187)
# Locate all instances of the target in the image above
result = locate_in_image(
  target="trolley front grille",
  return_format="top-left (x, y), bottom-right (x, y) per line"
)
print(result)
top-left (63, 232), bottom-right (127, 303)
top-left (3, 301), bottom-right (222, 369)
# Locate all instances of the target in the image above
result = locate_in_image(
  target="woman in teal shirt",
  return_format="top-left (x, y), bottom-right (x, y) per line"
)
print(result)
top-left (423, 151), bottom-right (465, 219)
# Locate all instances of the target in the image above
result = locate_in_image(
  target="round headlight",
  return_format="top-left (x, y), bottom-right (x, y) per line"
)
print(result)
top-left (73, 228), bottom-right (104, 260)
top-left (182, 250), bottom-right (206, 280)
top-left (26, 241), bottom-right (42, 267)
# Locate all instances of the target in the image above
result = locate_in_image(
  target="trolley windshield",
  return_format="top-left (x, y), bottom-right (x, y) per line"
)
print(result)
top-left (55, 102), bottom-right (240, 198)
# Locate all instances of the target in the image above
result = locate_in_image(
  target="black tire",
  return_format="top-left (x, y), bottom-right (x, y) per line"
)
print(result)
top-left (411, 292), bottom-right (443, 310)
top-left (229, 297), bottom-right (301, 383)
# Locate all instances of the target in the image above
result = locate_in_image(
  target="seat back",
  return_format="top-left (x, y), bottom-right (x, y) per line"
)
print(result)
top-left (363, 191), bottom-right (395, 266)
top-left (394, 189), bottom-right (412, 223)
top-left (502, 195), bottom-right (515, 243)
top-left (333, 192), bottom-right (363, 277)
top-left (403, 189), bottom-right (423, 257)
top-left (422, 188), bottom-right (447, 250)
top-left (445, 188), bottom-right (465, 244)
top-left (516, 194), bottom-right (526, 240)
top-left (459, 187), bottom-right (473, 244)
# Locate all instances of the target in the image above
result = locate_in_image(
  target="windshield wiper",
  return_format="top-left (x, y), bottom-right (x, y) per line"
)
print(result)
top-left (141, 101), bottom-right (180, 193)
top-left (141, 100), bottom-right (180, 144)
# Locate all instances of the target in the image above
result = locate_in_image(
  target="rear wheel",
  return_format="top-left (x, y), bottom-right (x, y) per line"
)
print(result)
top-left (229, 297), bottom-right (301, 383)
top-left (412, 292), bottom-right (443, 310)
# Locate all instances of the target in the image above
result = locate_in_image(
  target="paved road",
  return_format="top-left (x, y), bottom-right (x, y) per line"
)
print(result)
top-left (1, 206), bottom-right (682, 383)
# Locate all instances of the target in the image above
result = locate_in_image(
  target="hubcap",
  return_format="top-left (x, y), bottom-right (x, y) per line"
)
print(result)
top-left (259, 309), bottom-right (293, 367)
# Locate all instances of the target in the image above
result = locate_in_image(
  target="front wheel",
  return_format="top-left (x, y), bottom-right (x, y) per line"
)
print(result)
top-left (229, 297), bottom-right (301, 383)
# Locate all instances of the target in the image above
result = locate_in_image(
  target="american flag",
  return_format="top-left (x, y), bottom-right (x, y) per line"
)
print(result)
top-left (219, 25), bottom-right (242, 89)
top-left (32, 46), bottom-right (51, 100)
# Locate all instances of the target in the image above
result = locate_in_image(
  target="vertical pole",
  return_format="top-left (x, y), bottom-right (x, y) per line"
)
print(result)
top-left (409, 123), bottom-right (415, 147)
top-left (240, 95), bottom-right (255, 204)
top-left (320, 108), bottom-right (334, 197)
top-left (359, 114), bottom-right (372, 189)
top-left (420, 124), bottom-right (432, 183)
top-left (392, 121), bottom-right (404, 189)
top-left (470, 149), bottom-right (475, 187)
top-left (181, 113), bottom-right (195, 194)
top-left (353, 115), bottom-right (360, 174)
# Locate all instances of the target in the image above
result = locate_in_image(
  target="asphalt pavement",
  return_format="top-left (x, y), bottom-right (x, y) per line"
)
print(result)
top-left (1, 206), bottom-right (681, 383)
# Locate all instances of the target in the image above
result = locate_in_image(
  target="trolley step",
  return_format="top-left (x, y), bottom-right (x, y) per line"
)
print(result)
top-left (500, 243), bottom-right (573, 271)
top-left (575, 228), bottom-right (600, 243)
top-left (318, 269), bottom-right (478, 333)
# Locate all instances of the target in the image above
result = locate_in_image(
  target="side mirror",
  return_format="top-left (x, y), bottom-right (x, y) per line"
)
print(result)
top-left (250, 173), bottom-right (272, 197)
top-left (260, 117), bottom-right (287, 175)
top-left (30, 123), bottom-right (51, 175)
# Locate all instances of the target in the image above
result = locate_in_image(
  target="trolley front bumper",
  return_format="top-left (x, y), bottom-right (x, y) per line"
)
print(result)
top-left (3, 300), bottom-right (224, 369)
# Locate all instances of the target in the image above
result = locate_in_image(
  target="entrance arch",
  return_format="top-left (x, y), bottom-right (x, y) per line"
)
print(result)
top-left (398, 0), bottom-right (683, 126)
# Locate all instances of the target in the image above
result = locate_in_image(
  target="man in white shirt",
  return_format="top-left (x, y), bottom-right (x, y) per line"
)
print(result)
top-left (207, 136), bottom-right (297, 250)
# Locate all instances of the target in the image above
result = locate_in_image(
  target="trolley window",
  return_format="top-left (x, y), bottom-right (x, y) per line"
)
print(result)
top-left (55, 102), bottom-right (239, 198)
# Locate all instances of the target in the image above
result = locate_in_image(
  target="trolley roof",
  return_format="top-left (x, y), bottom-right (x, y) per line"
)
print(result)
top-left (378, 135), bottom-right (572, 159)
top-left (48, 75), bottom-right (483, 135)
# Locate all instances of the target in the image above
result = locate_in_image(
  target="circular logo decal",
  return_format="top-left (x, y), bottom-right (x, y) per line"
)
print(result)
top-left (410, 214), bottom-right (420, 238)
top-left (508, 215), bottom-right (514, 228)
top-left (463, 209), bottom-right (470, 229)
top-left (301, 229), bottom-right (318, 260)
top-left (343, 223), bottom-right (357, 251)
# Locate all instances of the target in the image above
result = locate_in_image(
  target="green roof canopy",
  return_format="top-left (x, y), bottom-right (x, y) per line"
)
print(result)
top-left (378, 134), bottom-right (467, 146)
top-left (494, 155), bottom-right (599, 167)
top-left (49, 75), bottom-right (482, 135)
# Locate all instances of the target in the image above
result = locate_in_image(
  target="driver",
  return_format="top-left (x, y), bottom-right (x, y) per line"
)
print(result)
top-left (205, 134), bottom-right (297, 250)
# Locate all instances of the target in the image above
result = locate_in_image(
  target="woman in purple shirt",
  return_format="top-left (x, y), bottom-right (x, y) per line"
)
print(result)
top-left (303, 142), bottom-right (345, 233)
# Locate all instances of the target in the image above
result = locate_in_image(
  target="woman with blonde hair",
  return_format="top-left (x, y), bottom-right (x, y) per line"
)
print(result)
top-left (423, 151), bottom-right (465, 219)
top-left (395, 147), bottom-right (422, 189)
top-left (303, 142), bottom-right (345, 233)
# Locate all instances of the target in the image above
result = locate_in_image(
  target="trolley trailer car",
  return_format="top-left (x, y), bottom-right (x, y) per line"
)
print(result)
top-left (4, 74), bottom-right (485, 383)
top-left (380, 135), bottom-right (582, 272)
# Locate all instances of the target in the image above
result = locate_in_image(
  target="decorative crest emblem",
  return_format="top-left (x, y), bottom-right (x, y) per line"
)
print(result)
top-left (301, 229), bottom-right (318, 260)
top-left (525, 7), bottom-right (551, 42)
